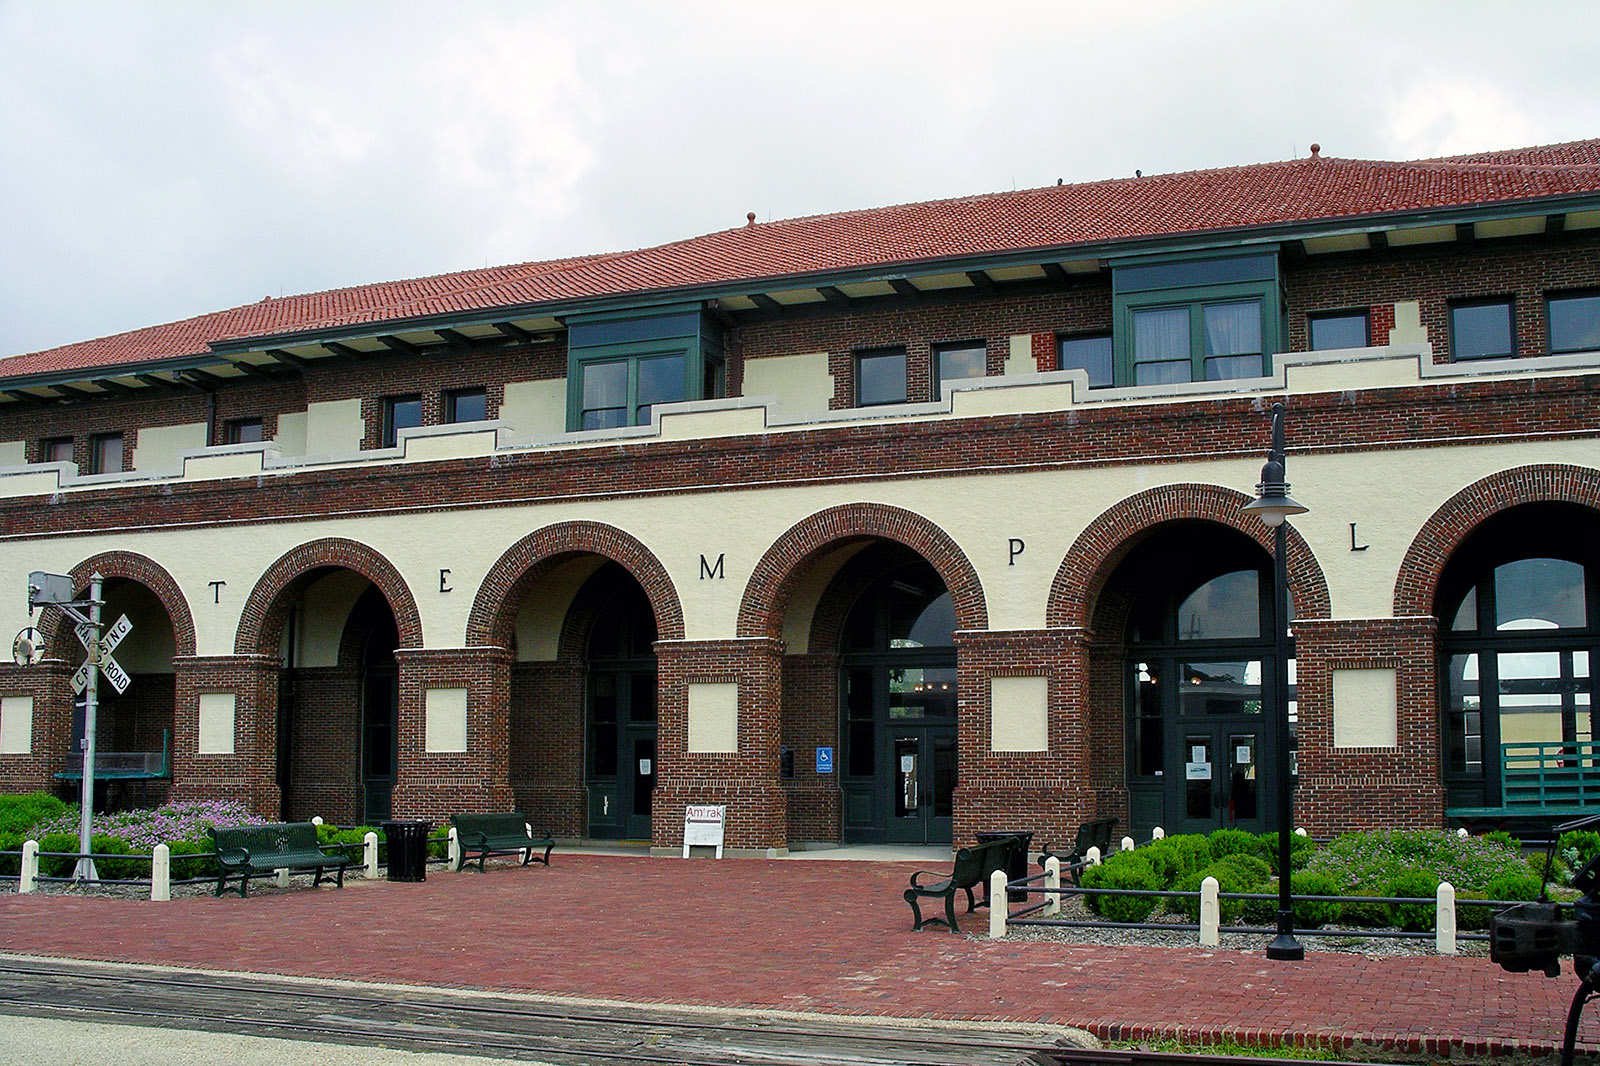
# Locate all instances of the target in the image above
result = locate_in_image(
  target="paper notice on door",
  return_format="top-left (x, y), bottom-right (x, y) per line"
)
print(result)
top-left (639, 759), bottom-right (652, 775)
top-left (1235, 746), bottom-right (1251, 765)
top-left (1191, 746), bottom-right (1206, 763)
top-left (1186, 761), bottom-right (1212, 780)
top-left (900, 754), bottom-right (915, 772)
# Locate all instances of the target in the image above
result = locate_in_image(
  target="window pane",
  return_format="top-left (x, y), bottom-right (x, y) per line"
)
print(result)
top-left (890, 666), bottom-right (955, 719)
top-left (1179, 660), bottom-right (1263, 716)
top-left (446, 388), bottom-right (486, 423)
top-left (1133, 661), bottom-right (1163, 777)
top-left (385, 397), bottom-right (421, 446)
top-left (635, 354), bottom-right (686, 424)
top-left (227, 419), bottom-right (263, 444)
top-left (1058, 334), bottom-right (1112, 387)
top-left (1452, 301), bottom-right (1514, 360)
top-left (935, 343), bottom-right (985, 398)
top-left (42, 438), bottom-right (72, 463)
top-left (1494, 557), bottom-right (1586, 630)
top-left (1177, 570), bottom-right (1260, 640)
top-left (1204, 354), bottom-right (1263, 380)
top-left (857, 349), bottom-right (907, 406)
top-left (1203, 301), bottom-right (1261, 356)
top-left (1451, 585), bottom-right (1478, 632)
top-left (582, 408), bottom-right (628, 431)
top-left (1133, 307), bottom-right (1191, 384)
top-left (92, 433), bottom-right (122, 474)
top-left (582, 361), bottom-right (628, 410)
top-left (1309, 313), bottom-right (1369, 351)
top-left (1446, 653), bottom-right (1482, 774)
top-left (1549, 294), bottom-right (1600, 355)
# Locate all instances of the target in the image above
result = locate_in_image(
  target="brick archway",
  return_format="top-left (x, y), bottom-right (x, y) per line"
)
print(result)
top-left (1395, 464), bottom-right (1600, 618)
top-left (737, 503), bottom-right (987, 640)
top-left (1047, 483), bottom-right (1331, 631)
top-left (235, 537), bottom-right (423, 656)
top-left (466, 521), bottom-right (685, 648)
top-left (37, 551), bottom-right (196, 658)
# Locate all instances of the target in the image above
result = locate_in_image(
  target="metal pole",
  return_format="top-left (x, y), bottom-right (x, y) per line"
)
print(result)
top-left (73, 573), bottom-right (103, 883)
top-left (1266, 516), bottom-right (1301, 960)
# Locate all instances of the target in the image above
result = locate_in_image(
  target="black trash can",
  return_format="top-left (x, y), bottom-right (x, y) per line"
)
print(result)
top-left (383, 819), bottom-right (431, 882)
top-left (975, 830), bottom-right (1034, 903)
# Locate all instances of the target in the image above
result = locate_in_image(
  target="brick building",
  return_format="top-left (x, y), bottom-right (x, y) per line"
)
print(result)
top-left (2, 140), bottom-right (1599, 851)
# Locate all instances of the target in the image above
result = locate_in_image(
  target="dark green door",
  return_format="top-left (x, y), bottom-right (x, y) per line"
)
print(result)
top-left (587, 666), bottom-right (657, 840)
top-left (885, 724), bottom-right (956, 844)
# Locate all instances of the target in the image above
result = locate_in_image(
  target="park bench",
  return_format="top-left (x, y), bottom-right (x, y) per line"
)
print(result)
top-left (450, 812), bottom-right (554, 873)
top-left (1039, 816), bottom-right (1117, 886)
top-left (209, 821), bottom-right (352, 898)
top-left (903, 838), bottom-right (1013, 932)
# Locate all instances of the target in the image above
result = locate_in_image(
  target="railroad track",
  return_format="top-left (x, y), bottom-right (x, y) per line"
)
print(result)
top-left (0, 957), bottom-right (1386, 1066)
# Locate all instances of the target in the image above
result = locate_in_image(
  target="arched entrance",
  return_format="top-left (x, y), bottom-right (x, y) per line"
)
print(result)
top-left (838, 546), bottom-right (957, 844)
top-left (1436, 502), bottom-right (1600, 812)
top-left (1109, 522), bottom-right (1288, 835)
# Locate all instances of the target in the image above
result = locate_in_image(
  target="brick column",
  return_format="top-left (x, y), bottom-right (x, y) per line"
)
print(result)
top-left (392, 646), bottom-right (515, 824)
top-left (1291, 616), bottom-right (1444, 833)
top-left (653, 637), bottom-right (787, 852)
top-left (0, 658), bottom-right (73, 795)
top-left (952, 628), bottom-right (1095, 849)
top-left (781, 651), bottom-right (842, 845)
top-left (172, 655), bottom-right (282, 816)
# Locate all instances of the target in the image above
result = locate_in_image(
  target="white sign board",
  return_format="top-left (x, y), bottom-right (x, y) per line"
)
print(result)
top-left (682, 804), bottom-right (726, 859)
top-left (70, 661), bottom-right (92, 695)
top-left (100, 655), bottom-right (131, 694)
top-left (1185, 761), bottom-right (1212, 781)
top-left (102, 615), bottom-right (132, 654)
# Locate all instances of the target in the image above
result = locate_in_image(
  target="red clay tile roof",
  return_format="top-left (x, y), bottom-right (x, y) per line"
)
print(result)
top-left (6, 140), bottom-right (1600, 383)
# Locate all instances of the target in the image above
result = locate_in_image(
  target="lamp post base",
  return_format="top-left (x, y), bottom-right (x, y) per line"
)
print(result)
top-left (1266, 918), bottom-right (1305, 961)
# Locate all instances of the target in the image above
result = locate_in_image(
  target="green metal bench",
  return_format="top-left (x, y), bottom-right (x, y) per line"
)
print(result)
top-left (209, 822), bottom-right (352, 898)
top-left (903, 838), bottom-right (1013, 932)
top-left (450, 812), bottom-right (554, 873)
top-left (1451, 743), bottom-right (1600, 827)
top-left (1039, 816), bottom-right (1118, 886)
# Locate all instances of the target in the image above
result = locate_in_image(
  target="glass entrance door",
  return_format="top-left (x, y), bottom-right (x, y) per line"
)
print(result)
top-left (886, 726), bottom-right (955, 843)
top-left (587, 667), bottom-right (657, 840)
top-left (1173, 725), bottom-right (1265, 834)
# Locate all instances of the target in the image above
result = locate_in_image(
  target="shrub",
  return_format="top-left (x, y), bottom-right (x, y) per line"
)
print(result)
top-left (0, 830), bottom-right (22, 875)
top-left (1207, 828), bottom-right (1265, 863)
top-left (0, 792), bottom-right (69, 835)
top-left (1525, 849), bottom-right (1568, 888)
top-left (1384, 870), bottom-right (1438, 932)
top-left (1175, 854), bottom-right (1272, 924)
top-left (1483, 829), bottom-right (1521, 852)
top-left (38, 832), bottom-right (82, 879)
top-left (1081, 853), bottom-right (1161, 923)
top-left (1138, 834), bottom-right (1213, 888)
top-left (428, 824), bottom-right (450, 859)
top-left (89, 834), bottom-right (141, 880)
top-left (167, 838), bottom-right (219, 882)
top-left (1559, 830), bottom-right (1600, 878)
top-left (1256, 830), bottom-right (1316, 874)
top-left (1456, 890), bottom-right (1494, 932)
top-left (1485, 871), bottom-right (1543, 905)
top-left (1290, 871), bottom-right (1342, 928)
top-left (1305, 829), bottom-right (1527, 899)
top-left (32, 799), bottom-right (267, 852)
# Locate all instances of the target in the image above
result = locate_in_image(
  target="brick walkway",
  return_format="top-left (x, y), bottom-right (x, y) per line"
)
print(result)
top-left (1, 852), bottom-right (1595, 1059)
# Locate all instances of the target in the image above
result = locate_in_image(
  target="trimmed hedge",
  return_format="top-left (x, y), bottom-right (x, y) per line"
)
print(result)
top-left (1081, 853), bottom-right (1161, 922)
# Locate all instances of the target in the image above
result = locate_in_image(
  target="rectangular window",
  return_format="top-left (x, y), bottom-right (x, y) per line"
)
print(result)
top-left (1308, 310), bottom-right (1371, 351)
top-left (1112, 253), bottom-right (1282, 387)
top-left (40, 437), bottom-right (72, 464)
top-left (933, 341), bottom-right (985, 399)
top-left (1450, 298), bottom-right (1515, 360)
top-left (1057, 332), bottom-right (1112, 387)
top-left (382, 395), bottom-right (422, 447)
top-left (579, 354), bottom-right (687, 429)
top-left (1549, 292), bottom-right (1600, 355)
top-left (444, 387), bottom-right (487, 424)
top-left (1201, 300), bottom-right (1263, 380)
top-left (635, 353), bottom-right (687, 423)
top-left (565, 305), bottom-right (725, 432)
top-left (855, 347), bottom-right (907, 406)
top-left (90, 432), bottom-right (122, 474)
top-left (1133, 306), bottom-right (1192, 385)
top-left (225, 418), bottom-right (263, 444)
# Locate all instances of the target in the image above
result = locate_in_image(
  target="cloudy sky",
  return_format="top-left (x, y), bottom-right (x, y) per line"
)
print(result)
top-left (2, 1), bottom-right (1596, 358)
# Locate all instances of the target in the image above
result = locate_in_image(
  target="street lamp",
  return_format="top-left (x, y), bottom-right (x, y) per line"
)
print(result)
top-left (1242, 401), bottom-right (1308, 962)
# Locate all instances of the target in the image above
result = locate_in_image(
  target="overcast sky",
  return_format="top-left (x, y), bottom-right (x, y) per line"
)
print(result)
top-left (2, 1), bottom-right (1596, 358)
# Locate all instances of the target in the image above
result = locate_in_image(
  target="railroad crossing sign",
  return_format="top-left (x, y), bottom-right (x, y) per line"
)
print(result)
top-left (71, 614), bottom-right (132, 695)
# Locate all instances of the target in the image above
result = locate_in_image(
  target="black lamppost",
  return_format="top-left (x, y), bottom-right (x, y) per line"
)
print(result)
top-left (1242, 401), bottom-right (1307, 962)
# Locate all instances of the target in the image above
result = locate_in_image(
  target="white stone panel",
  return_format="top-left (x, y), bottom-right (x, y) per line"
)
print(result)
top-left (742, 352), bottom-right (833, 421)
top-left (990, 675), bottom-right (1048, 751)
top-left (0, 696), bottom-right (33, 754)
top-left (197, 692), bottom-right (236, 754)
top-left (1332, 668), bottom-right (1398, 748)
top-left (500, 379), bottom-right (567, 438)
top-left (132, 422), bottom-right (207, 475)
top-left (687, 682), bottom-right (739, 753)
top-left (304, 398), bottom-right (365, 456)
top-left (425, 687), bottom-right (468, 752)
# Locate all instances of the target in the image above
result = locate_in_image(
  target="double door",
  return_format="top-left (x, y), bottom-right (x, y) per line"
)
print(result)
top-left (1170, 723), bottom-right (1266, 835)
top-left (885, 725), bottom-right (956, 844)
top-left (587, 666), bottom-right (656, 840)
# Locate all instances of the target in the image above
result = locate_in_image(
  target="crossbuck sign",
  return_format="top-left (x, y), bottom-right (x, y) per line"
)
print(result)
top-left (71, 614), bottom-right (132, 695)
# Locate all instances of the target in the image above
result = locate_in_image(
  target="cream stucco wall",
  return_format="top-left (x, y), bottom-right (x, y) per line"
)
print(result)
top-left (0, 442), bottom-right (25, 467)
top-left (132, 422), bottom-right (206, 474)
top-left (500, 379), bottom-right (567, 439)
top-left (742, 352), bottom-right (832, 421)
top-left (304, 398), bottom-right (365, 457)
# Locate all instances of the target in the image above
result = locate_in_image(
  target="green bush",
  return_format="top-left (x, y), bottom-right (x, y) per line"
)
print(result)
top-left (0, 792), bottom-right (69, 835)
top-left (1525, 849), bottom-right (1567, 888)
top-left (1305, 829), bottom-right (1526, 902)
top-left (1483, 829), bottom-right (1522, 853)
top-left (1138, 834), bottom-right (1213, 887)
top-left (1290, 871), bottom-right (1343, 928)
top-left (38, 831), bottom-right (82, 878)
top-left (89, 834), bottom-right (140, 880)
top-left (1456, 890), bottom-right (1494, 932)
top-left (428, 824), bottom-right (450, 859)
top-left (1384, 870), bottom-right (1438, 932)
top-left (1081, 853), bottom-right (1161, 923)
top-left (0, 830), bottom-right (22, 876)
top-left (1175, 854), bottom-right (1272, 924)
top-left (1208, 828), bottom-right (1266, 862)
top-left (1559, 830), bottom-right (1600, 878)
top-left (167, 838), bottom-right (219, 882)
top-left (1256, 830), bottom-right (1316, 874)
top-left (1485, 871), bottom-right (1543, 905)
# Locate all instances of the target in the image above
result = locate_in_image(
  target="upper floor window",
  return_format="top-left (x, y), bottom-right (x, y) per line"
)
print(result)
top-left (566, 305), bottom-right (725, 431)
top-left (1450, 297), bottom-right (1515, 360)
top-left (1308, 310), bottom-right (1370, 351)
top-left (933, 341), bottom-right (985, 399)
top-left (383, 395), bottom-right (422, 447)
top-left (226, 418), bottom-right (263, 444)
top-left (1548, 292), bottom-right (1600, 355)
top-left (1058, 332), bottom-right (1112, 388)
top-left (40, 437), bottom-right (72, 464)
top-left (1112, 253), bottom-right (1282, 387)
top-left (445, 387), bottom-right (487, 423)
top-left (579, 354), bottom-right (688, 429)
top-left (855, 347), bottom-right (907, 406)
top-left (90, 432), bottom-right (122, 474)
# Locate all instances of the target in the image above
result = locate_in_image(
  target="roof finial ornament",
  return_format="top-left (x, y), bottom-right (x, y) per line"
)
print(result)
top-left (1310, 143), bottom-right (1321, 159)
top-left (746, 212), bottom-right (756, 227)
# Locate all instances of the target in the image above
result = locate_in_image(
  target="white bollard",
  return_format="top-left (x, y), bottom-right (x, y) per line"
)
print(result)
top-left (1044, 856), bottom-right (1061, 917)
top-left (448, 826), bottom-right (460, 871)
top-left (151, 844), bottom-right (170, 902)
top-left (19, 839), bottom-right (39, 894)
top-left (1294, 827), bottom-right (1308, 837)
top-left (1152, 826), bottom-right (1165, 841)
top-left (1120, 836), bottom-right (1135, 853)
top-left (524, 821), bottom-right (535, 864)
top-left (311, 816), bottom-right (323, 826)
top-left (1457, 827), bottom-right (1469, 839)
top-left (1436, 882), bottom-right (1457, 955)
top-left (276, 867), bottom-right (290, 889)
top-left (1086, 845), bottom-right (1102, 867)
top-left (1200, 875), bottom-right (1221, 946)
top-left (364, 831), bottom-right (379, 878)
top-left (989, 869), bottom-right (1007, 939)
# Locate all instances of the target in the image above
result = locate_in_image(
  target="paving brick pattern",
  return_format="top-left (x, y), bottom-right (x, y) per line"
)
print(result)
top-left (1, 853), bottom-right (1596, 1059)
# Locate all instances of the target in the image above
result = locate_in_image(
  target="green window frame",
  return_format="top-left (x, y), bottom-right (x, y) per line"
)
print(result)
top-left (566, 305), bottom-right (726, 431)
top-left (1111, 252), bottom-right (1283, 387)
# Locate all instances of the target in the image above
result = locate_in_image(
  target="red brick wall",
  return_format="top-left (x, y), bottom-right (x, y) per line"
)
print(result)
top-left (508, 660), bottom-right (586, 837)
top-left (779, 652), bottom-right (841, 844)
